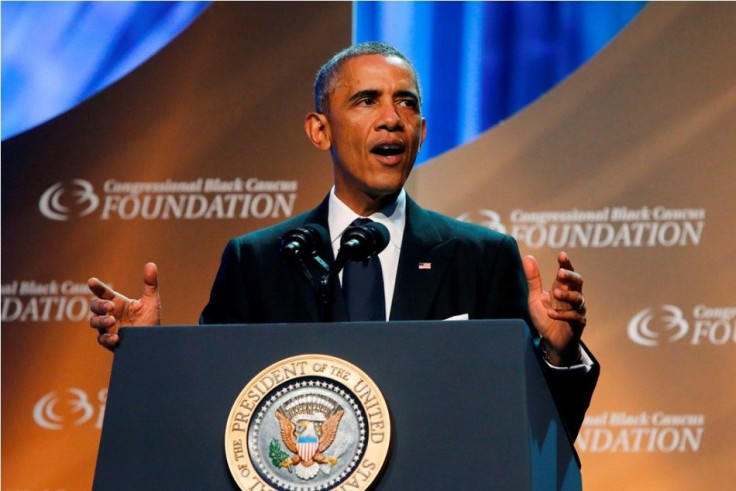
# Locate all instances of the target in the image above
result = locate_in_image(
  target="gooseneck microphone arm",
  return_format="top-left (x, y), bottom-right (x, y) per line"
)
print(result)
top-left (319, 220), bottom-right (391, 322)
top-left (279, 221), bottom-right (390, 322)
top-left (279, 224), bottom-right (330, 282)
top-left (333, 220), bottom-right (391, 273)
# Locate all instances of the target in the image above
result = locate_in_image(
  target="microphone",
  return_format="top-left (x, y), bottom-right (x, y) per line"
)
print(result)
top-left (315, 220), bottom-right (389, 322)
top-left (279, 224), bottom-right (330, 263)
top-left (336, 220), bottom-right (390, 264)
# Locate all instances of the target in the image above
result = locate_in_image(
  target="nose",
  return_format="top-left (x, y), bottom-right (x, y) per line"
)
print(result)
top-left (376, 103), bottom-right (403, 132)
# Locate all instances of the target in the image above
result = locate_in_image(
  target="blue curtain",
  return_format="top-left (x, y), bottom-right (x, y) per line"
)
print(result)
top-left (2, 1), bottom-right (644, 145)
top-left (354, 1), bottom-right (646, 164)
top-left (1, 1), bottom-right (210, 140)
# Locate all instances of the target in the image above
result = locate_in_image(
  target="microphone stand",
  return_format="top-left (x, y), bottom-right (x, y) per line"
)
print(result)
top-left (318, 273), bottom-right (333, 322)
top-left (286, 220), bottom-right (389, 322)
top-left (314, 257), bottom-right (335, 323)
top-left (280, 242), bottom-right (333, 322)
top-left (318, 254), bottom-right (349, 323)
top-left (318, 221), bottom-right (389, 322)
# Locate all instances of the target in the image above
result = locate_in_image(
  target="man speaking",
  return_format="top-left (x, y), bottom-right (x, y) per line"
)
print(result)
top-left (88, 42), bottom-right (598, 441)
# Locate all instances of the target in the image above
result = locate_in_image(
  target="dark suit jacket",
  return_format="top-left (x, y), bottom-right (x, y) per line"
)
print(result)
top-left (200, 194), bottom-right (599, 440)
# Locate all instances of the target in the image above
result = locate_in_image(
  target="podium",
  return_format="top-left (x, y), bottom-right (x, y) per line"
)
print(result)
top-left (94, 320), bottom-right (581, 490)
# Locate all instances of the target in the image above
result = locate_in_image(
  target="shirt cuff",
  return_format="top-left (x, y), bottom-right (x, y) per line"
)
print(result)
top-left (544, 345), bottom-right (594, 371)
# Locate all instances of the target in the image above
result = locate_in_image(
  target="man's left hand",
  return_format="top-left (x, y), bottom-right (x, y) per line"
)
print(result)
top-left (523, 251), bottom-right (587, 366)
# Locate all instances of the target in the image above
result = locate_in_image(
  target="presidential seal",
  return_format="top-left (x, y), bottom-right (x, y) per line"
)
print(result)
top-left (225, 354), bottom-right (391, 490)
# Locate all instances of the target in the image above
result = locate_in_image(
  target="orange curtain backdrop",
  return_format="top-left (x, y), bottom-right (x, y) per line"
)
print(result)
top-left (408, 3), bottom-right (736, 489)
top-left (3, 2), bottom-right (735, 490)
top-left (1, 3), bottom-right (350, 489)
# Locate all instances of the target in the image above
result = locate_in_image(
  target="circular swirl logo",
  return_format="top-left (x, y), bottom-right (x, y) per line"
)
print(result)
top-left (32, 388), bottom-right (97, 430)
top-left (457, 209), bottom-right (507, 233)
top-left (38, 179), bottom-right (99, 220)
top-left (627, 305), bottom-right (689, 346)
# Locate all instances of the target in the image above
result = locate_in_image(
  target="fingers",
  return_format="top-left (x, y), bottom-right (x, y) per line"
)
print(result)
top-left (142, 262), bottom-right (159, 299)
top-left (88, 277), bottom-right (118, 301)
top-left (554, 251), bottom-right (584, 292)
top-left (90, 299), bottom-right (120, 351)
top-left (89, 310), bottom-right (117, 331)
top-left (89, 295), bottom-right (112, 315)
top-left (576, 295), bottom-right (586, 314)
top-left (552, 288), bottom-right (587, 315)
top-left (522, 255), bottom-right (543, 294)
top-left (526, 252), bottom-right (583, 292)
top-left (546, 308), bottom-right (587, 331)
top-left (554, 269), bottom-right (584, 293)
top-left (87, 263), bottom-right (162, 348)
top-left (87, 263), bottom-right (159, 352)
top-left (88, 276), bottom-right (124, 349)
top-left (551, 252), bottom-right (586, 318)
top-left (97, 332), bottom-right (119, 352)
top-left (89, 295), bottom-right (118, 348)
top-left (88, 276), bottom-right (120, 329)
top-left (557, 251), bottom-right (574, 271)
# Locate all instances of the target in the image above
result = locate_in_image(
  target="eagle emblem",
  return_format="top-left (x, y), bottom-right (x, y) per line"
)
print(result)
top-left (225, 356), bottom-right (390, 490)
top-left (273, 394), bottom-right (345, 480)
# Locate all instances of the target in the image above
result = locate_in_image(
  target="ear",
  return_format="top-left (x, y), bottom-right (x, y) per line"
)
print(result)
top-left (304, 112), bottom-right (331, 151)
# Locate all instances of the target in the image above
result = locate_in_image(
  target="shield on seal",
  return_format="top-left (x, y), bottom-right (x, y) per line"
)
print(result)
top-left (296, 433), bottom-right (319, 462)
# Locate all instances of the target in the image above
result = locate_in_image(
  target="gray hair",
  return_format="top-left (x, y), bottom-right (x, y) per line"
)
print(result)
top-left (313, 41), bottom-right (422, 113)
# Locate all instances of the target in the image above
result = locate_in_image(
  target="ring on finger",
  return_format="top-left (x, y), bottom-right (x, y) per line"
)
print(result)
top-left (576, 296), bottom-right (586, 313)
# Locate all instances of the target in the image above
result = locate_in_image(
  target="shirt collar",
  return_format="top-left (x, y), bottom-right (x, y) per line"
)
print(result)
top-left (328, 187), bottom-right (405, 251)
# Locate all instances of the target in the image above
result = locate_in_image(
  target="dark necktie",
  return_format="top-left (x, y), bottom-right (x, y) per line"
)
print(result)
top-left (341, 218), bottom-right (386, 321)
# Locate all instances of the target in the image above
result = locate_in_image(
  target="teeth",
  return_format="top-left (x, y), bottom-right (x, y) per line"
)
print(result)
top-left (373, 144), bottom-right (404, 156)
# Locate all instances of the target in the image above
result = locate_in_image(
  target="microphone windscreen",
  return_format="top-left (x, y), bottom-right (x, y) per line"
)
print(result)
top-left (365, 221), bottom-right (390, 254)
top-left (339, 220), bottom-right (391, 261)
top-left (280, 223), bottom-right (329, 259)
top-left (301, 224), bottom-right (330, 253)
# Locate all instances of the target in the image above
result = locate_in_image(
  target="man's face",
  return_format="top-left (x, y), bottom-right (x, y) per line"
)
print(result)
top-left (319, 54), bottom-right (426, 213)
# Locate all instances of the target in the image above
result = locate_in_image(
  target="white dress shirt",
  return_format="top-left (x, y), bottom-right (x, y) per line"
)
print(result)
top-left (328, 187), bottom-right (405, 320)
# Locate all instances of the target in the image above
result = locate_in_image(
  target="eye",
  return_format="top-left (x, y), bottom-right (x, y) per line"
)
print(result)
top-left (357, 97), bottom-right (375, 106)
top-left (398, 98), bottom-right (419, 110)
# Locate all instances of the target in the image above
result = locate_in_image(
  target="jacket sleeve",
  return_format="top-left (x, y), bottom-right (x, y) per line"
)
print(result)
top-left (487, 235), bottom-right (599, 441)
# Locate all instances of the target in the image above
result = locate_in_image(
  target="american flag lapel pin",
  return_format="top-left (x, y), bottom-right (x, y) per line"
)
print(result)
top-left (418, 262), bottom-right (432, 270)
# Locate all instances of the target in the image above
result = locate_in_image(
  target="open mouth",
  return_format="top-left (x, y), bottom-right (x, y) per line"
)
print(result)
top-left (371, 141), bottom-right (406, 158)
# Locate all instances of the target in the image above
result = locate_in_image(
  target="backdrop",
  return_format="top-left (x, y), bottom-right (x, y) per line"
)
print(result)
top-left (2, 3), bottom-right (349, 488)
top-left (408, 3), bottom-right (736, 489)
top-left (2, 2), bottom-right (734, 490)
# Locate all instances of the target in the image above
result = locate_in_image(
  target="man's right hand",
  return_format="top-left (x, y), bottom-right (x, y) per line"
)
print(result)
top-left (88, 262), bottom-right (161, 351)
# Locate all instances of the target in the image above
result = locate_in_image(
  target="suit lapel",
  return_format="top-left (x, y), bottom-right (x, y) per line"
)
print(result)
top-left (389, 197), bottom-right (456, 320)
top-left (298, 194), bottom-right (454, 322)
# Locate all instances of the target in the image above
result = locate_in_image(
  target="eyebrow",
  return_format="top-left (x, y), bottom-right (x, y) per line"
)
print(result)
top-left (348, 89), bottom-right (380, 104)
top-left (348, 89), bottom-right (420, 104)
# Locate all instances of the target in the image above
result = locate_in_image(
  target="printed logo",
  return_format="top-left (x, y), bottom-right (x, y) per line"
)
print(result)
top-left (39, 179), bottom-right (100, 221)
top-left (32, 388), bottom-right (107, 430)
top-left (627, 304), bottom-right (736, 346)
top-left (627, 305), bottom-right (689, 346)
top-left (459, 206), bottom-right (706, 249)
top-left (225, 355), bottom-right (390, 490)
top-left (457, 209), bottom-right (506, 233)
top-left (38, 177), bottom-right (298, 221)
top-left (579, 410), bottom-right (705, 453)
top-left (1, 279), bottom-right (92, 323)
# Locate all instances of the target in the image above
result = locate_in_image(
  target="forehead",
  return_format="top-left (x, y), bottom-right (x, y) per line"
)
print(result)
top-left (333, 54), bottom-right (418, 93)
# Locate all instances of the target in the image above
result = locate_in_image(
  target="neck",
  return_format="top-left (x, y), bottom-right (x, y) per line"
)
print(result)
top-left (335, 188), bottom-right (401, 217)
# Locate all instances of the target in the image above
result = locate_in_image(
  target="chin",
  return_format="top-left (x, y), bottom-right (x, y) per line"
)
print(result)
top-left (367, 181), bottom-right (404, 196)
